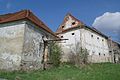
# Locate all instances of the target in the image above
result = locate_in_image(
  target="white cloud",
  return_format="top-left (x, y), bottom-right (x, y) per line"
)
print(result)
top-left (92, 12), bottom-right (120, 42)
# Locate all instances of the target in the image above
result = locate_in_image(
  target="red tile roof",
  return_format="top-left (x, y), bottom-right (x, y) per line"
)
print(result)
top-left (0, 10), bottom-right (57, 37)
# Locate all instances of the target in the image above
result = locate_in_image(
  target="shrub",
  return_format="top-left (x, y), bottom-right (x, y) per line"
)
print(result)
top-left (68, 42), bottom-right (89, 67)
top-left (49, 42), bottom-right (62, 67)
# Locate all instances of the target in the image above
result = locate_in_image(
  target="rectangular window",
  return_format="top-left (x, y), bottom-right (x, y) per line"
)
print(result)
top-left (91, 35), bottom-right (93, 37)
top-left (104, 54), bottom-right (105, 56)
top-left (99, 53), bottom-right (101, 56)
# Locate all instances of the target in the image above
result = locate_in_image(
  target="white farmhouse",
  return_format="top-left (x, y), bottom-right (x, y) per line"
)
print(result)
top-left (56, 13), bottom-right (112, 63)
top-left (0, 10), bottom-right (57, 70)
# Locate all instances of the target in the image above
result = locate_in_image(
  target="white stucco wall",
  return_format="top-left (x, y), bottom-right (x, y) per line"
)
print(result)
top-left (81, 29), bottom-right (111, 63)
top-left (58, 15), bottom-right (111, 63)
top-left (59, 29), bottom-right (81, 62)
top-left (0, 20), bottom-right (55, 70)
top-left (59, 28), bottom-right (111, 62)
top-left (0, 21), bottom-right (25, 70)
top-left (21, 21), bottom-right (55, 70)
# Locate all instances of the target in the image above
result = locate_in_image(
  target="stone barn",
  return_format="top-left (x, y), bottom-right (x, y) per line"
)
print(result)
top-left (0, 10), bottom-right (57, 71)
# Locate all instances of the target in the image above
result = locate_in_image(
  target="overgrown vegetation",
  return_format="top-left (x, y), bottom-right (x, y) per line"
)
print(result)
top-left (49, 42), bottom-right (62, 67)
top-left (69, 42), bottom-right (89, 67)
top-left (0, 63), bottom-right (120, 80)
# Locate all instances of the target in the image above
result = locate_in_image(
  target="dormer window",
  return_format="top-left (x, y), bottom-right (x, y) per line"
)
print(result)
top-left (72, 22), bottom-right (76, 25)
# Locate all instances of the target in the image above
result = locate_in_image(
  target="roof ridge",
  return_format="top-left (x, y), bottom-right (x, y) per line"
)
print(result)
top-left (56, 13), bottom-right (85, 33)
top-left (25, 10), bottom-right (31, 17)
top-left (68, 13), bottom-right (85, 25)
top-left (27, 11), bottom-right (54, 33)
top-left (0, 10), bottom-right (26, 23)
top-left (0, 10), bottom-right (57, 37)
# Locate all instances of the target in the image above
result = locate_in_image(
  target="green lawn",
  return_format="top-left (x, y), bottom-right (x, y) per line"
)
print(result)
top-left (0, 63), bottom-right (120, 80)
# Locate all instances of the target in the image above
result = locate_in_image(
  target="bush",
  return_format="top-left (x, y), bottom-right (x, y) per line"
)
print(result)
top-left (49, 42), bottom-right (61, 67)
top-left (68, 42), bottom-right (89, 67)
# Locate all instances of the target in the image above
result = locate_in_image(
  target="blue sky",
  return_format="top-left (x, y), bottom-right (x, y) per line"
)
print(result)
top-left (0, 0), bottom-right (120, 42)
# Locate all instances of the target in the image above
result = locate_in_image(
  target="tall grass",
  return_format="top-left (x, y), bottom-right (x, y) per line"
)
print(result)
top-left (0, 63), bottom-right (120, 80)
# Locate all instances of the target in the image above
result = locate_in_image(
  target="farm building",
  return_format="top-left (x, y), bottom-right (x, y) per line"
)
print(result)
top-left (0, 10), bottom-right (120, 71)
top-left (56, 13), bottom-right (120, 63)
top-left (0, 10), bottom-right (57, 70)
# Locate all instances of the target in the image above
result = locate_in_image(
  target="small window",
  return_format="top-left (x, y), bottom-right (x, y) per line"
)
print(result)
top-left (102, 39), bottom-right (104, 41)
top-left (109, 51), bottom-right (112, 53)
top-left (99, 53), bottom-right (101, 56)
top-left (72, 33), bottom-right (75, 35)
top-left (91, 35), bottom-right (93, 37)
top-left (62, 26), bottom-right (64, 28)
top-left (104, 54), bottom-right (105, 56)
top-left (61, 36), bottom-right (63, 38)
top-left (72, 22), bottom-right (76, 25)
top-left (97, 37), bottom-right (99, 39)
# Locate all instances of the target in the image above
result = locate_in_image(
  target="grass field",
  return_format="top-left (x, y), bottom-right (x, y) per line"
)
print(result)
top-left (0, 63), bottom-right (120, 80)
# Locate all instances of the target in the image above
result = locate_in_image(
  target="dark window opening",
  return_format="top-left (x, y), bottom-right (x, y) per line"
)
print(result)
top-left (62, 26), bottom-right (64, 28)
top-left (61, 36), bottom-right (63, 38)
top-left (91, 35), bottom-right (93, 37)
top-left (104, 54), bottom-right (105, 56)
top-left (72, 22), bottom-right (76, 25)
top-left (102, 39), bottom-right (104, 41)
top-left (99, 53), bottom-right (101, 56)
top-left (109, 51), bottom-right (112, 53)
top-left (72, 33), bottom-right (75, 35)
top-left (97, 37), bottom-right (99, 39)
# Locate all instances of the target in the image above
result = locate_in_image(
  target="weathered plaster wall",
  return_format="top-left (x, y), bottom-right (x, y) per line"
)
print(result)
top-left (81, 29), bottom-right (111, 63)
top-left (59, 29), bottom-right (81, 62)
top-left (58, 15), bottom-right (111, 63)
top-left (0, 21), bottom-right (25, 70)
top-left (21, 21), bottom-right (54, 70)
top-left (0, 20), bottom-right (55, 71)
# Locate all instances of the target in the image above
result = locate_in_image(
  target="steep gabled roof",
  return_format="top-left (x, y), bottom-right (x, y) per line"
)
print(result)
top-left (56, 13), bottom-right (85, 33)
top-left (56, 13), bottom-right (108, 38)
top-left (0, 10), bottom-right (57, 37)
